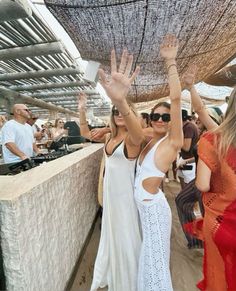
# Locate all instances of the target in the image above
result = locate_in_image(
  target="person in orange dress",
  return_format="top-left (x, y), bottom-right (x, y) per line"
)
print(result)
top-left (196, 87), bottom-right (236, 291)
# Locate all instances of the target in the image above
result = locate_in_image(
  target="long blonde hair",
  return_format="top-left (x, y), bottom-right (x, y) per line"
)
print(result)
top-left (213, 87), bottom-right (236, 157)
top-left (109, 101), bottom-right (138, 138)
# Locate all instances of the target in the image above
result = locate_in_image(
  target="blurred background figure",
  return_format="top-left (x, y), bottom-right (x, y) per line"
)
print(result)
top-left (27, 113), bottom-right (45, 142)
top-left (177, 109), bottom-right (199, 189)
top-left (51, 118), bottom-right (68, 141)
top-left (0, 115), bottom-right (7, 157)
top-left (140, 112), bottom-right (150, 128)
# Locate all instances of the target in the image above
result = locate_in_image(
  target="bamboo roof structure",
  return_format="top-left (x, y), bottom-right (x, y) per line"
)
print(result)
top-left (45, 0), bottom-right (236, 103)
top-left (0, 2), bottom-right (110, 117)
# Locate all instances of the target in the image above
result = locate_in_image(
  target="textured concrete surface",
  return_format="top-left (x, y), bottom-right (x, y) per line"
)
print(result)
top-left (0, 144), bottom-right (103, 291)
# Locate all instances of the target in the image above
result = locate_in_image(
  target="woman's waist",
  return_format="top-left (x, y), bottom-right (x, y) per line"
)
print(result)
top-left (134, 186), bottom-right (165, 202)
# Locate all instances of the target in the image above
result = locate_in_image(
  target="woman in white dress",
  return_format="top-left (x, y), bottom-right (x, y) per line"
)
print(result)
top-left (79, 50), bottom-right (143, 291)
top-left (134, 35), bottom-right (183, 291)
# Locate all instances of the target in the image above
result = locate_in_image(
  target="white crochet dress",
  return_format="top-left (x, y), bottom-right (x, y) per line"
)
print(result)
top-left (134, 137), bottom-right (173, 291)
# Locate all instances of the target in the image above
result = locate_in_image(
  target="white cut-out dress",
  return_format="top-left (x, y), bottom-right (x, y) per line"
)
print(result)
top-left (134, 137), bottom-right (173, 291)
top-left (91, 141), bottom-right (141, 291)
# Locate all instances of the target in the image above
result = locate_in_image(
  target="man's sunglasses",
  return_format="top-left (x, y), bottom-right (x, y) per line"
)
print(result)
top-left (150, 113), bottom-right (171, 122)
top-left (22, 108), bottom-right (30, 112)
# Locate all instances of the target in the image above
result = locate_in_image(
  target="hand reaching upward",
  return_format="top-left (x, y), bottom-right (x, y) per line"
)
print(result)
top-left (78, 92), bottom-right (87, 110)
top-left (182, 64), bottom-right (197, 90)
top-left (160, 34), bottom-right (179, 61)
top-left (98, 49), bottom-right (140, 104)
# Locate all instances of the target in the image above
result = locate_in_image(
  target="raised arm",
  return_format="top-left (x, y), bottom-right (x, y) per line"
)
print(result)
top-left (99, 49), bottom-right (144, 146)
top-left (77, 92), bottom-right (106, 143)
top-left (182, 65), bottom-right (218, 130)
top-left (160, 35), bottom-right (183, 150)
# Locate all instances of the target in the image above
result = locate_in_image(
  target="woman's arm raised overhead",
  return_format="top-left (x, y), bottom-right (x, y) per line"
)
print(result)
top-left (182, 65), bottom-right (218, 130)
top-left (161, 34), bottom-right (183, 151)
top-left (99, 49), bottom-right (144, 146)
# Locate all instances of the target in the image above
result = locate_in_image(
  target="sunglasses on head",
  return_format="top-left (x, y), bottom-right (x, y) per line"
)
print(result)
top-left (150, 113), bottom-right (171, 122)
top-left (112, 108), bottom-right (120, 116)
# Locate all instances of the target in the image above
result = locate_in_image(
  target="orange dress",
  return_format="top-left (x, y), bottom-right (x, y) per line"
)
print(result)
top-left (197, 132), bottom-right (236, 291)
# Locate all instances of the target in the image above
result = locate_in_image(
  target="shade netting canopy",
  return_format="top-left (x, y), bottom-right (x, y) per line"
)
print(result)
top-left (45, 0), bottom-right (236, 102)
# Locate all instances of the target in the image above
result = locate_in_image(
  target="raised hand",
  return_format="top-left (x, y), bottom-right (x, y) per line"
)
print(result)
top-left (78, 92), bottom-right (87, 110)
top-left (182, 64), bottom-right (197, 90)
top-left (98, 49), bottom-right (140, 104)
top-left (91, 127), bottom-right (110, 141)
top-left (160, 34), bottom-right (179, 61)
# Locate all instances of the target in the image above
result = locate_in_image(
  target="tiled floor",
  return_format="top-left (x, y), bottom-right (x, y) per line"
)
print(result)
top-left (70, 179), bottom-right (203, 291)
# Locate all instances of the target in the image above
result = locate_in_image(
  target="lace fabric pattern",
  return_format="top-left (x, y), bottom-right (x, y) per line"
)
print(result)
top-left (136, 193), bottom-right (173, 291)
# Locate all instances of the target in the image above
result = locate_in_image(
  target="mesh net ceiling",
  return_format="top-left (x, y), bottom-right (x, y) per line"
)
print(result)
top-left (45, 0), bottom-right (236, 102)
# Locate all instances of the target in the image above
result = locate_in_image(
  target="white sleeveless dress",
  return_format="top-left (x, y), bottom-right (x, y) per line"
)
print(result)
top-left (134, 137), bottom-right (173, 291)
top-left (91, 141), bottom-right (142, 291)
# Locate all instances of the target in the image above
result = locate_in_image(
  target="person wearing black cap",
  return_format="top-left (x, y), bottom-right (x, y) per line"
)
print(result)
top-left (176, 109), bottom-right (199, 189)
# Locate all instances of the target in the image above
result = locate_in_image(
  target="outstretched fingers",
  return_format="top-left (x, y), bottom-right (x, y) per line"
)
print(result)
top-left (162, 34), bottom-right (178, 48)
top-left (188, 63), bottom-right (198, 75)
top-left (129, 66), bottom-right (140, 83)
top-left (98, 68), bottom-right (108, 89)
top-left (110, 49), bottom-right (117, 74)
top-left (118, 49), bottom-right (128, 73)
top-left (124, 54), bottom-right (133, 77)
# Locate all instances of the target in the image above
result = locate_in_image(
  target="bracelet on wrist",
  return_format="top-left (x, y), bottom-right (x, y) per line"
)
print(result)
top-left (168, 72), bottom-right (178, 77)
top-left (195, 104), bottom-right (205, 113)
top-left (120, 107), bottom-right (131, 117)
top-left (167, 63), bottom-right (177, 71)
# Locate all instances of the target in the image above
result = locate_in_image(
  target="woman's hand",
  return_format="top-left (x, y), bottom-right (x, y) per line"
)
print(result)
top-left (78, 92), bottom-right (87, 110)
top-left (176, 157), bottom-right (186, 169)
top-left (160, 34), bottom-right (179, 61)
top-left (182, 64), bottom-right (197, 90)
top-left (98, 49), bottom-right (140, 104)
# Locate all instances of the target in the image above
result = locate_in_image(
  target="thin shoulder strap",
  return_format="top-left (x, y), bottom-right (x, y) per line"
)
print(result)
top-left (105, 133), bottom-right (111, 145)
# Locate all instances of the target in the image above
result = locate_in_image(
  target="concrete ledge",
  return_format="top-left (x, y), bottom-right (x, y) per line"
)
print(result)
top-left (0, 144), bottom-right (103, 291)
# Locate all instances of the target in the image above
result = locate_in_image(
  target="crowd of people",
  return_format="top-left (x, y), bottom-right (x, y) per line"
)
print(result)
top-left (0, 33), bottom-right (235, 291)
top-left (0, 106), bottom-right (71, 164)
top-left (77, 35), bottom-right (235, 291)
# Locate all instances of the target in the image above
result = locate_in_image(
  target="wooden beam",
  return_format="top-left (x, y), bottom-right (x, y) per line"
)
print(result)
top-left (0, 67), bottom-right (81, 81)
top-left (0, 42), bottom-right (64, 61)
top-left (31, 89), bottom-right (98, 98)
top-left (0, 0), bottom-right (32, 22)
top-left (0, 87), bottom-right (79, 117)
top-left (9, 81), bottom-right (88, 91)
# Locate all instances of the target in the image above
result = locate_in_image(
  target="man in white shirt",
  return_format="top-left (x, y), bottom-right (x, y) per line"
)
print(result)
top-left (1, 104), bottom-right (40, 164)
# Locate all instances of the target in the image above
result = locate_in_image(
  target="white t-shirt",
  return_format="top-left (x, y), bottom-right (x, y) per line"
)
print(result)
top-left (1, 120), bottom-right (34, 164)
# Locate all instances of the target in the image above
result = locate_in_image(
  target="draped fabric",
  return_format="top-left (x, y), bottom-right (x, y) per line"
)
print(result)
top-left (44, 0), bottom-right (236, 102)
top-left (196, 132), bottom-right (236, 291)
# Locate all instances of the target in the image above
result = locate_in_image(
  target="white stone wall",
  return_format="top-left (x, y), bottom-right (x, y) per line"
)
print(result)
top-left (0, 144), bottom-right (103, 291)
